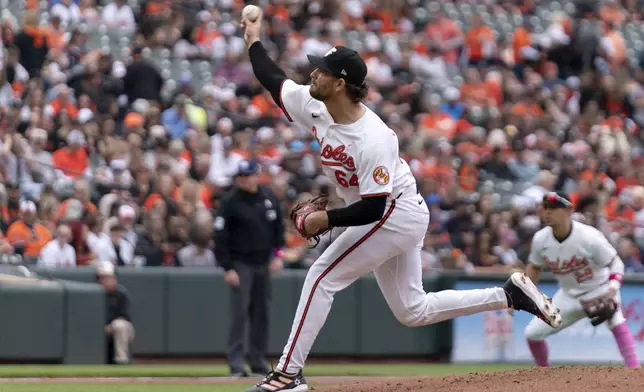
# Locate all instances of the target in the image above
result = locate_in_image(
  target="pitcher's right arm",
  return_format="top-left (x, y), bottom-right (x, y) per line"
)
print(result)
top-left (242, 10), bottom-right (312, 124)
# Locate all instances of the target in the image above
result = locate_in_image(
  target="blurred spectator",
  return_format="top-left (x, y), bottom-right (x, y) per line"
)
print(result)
top-left (101, 0), bottom-right (136, 34)
top-left (133, 211), bottom-right (167, 266)
top-left (52, 129), bottom-right (90, 179)
top-left (51, 0), bottom-right (82, 28)
top-left (122, 46), bottom-right (163, 105)
top-left (6, 201), bottom-right (52, 262)
top-left (96, 223), bottom-right (135, 266)
top-left (57, 179), bottom-right (97, 219)
top-left (176, 215), bottom-right (216, 267)
top-left (13, 11), bottom-right (48, 78)
top-left (38, 223), bottom-right (75, 268)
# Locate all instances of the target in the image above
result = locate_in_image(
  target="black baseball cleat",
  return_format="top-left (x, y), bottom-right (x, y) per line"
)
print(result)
top-left (243, 370), bottom-right (308, 392)
top-left (504, 272), bottom-right (562, 328)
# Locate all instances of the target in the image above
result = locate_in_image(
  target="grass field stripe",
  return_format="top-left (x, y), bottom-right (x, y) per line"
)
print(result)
top-left (281, 201), bottom-right (396, 372)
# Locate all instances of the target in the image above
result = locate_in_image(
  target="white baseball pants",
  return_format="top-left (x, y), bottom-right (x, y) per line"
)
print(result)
top-left (277, 195), bottom-right (509, 373)
top-left (525, 285), bottom-right (626, 340)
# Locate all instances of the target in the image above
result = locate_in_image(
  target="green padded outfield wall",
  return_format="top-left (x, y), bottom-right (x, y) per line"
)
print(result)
top-left (0, 281), bottom-right (65, 361)
top-left (165, 269), bottom-right (229, 354)
top-left (116, 269), bottom-right (167, 355)
top-left (0, 278), bottom-right (105, 364)
top-left (59, 280), bottom-right (106, 364)
top-left (29, 267), bottom-right (449, 359)
top-left (10, 268), bottom-right (637, 362)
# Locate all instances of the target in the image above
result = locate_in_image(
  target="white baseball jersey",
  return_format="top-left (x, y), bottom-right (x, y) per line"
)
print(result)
top-left (529, 220), bottom-right (618, 297)
top-left (279, 79), bottom-right (416, 204)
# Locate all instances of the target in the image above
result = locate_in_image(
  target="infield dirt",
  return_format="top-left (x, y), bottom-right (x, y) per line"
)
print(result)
top-left (314, 366), bottom-right (642, 392)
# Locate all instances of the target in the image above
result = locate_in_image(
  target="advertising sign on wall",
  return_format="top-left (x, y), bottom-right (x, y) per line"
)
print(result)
top-left (452, 280), bottom-right (644, 364)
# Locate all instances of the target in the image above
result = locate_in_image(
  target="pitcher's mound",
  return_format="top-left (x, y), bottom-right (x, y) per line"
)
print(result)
top-left (314, 366), bottom-right (641, 392)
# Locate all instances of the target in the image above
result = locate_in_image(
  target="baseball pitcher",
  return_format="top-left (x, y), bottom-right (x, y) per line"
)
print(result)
top-left (240, 9), bottom-right (563, 392)
top-left (522, 192), bottom-right (639, 368)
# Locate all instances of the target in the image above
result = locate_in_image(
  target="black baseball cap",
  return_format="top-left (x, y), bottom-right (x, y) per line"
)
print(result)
top-left (542, 192), bottom-right (573, 209)
top-left (307, 46), bottom-right (368, 87)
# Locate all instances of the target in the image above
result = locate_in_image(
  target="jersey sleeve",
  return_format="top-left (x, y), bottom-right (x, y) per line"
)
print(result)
top-left (279, 79), bottom-right (312, 124)
top-left (528, 232), bottom-right (545, 268)
top-left (357, 142), bottom-right (396, 198)
top-left (590, 230), bottom-right (618, 266)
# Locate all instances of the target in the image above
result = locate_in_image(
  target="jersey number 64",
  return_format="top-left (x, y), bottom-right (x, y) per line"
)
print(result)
top-left (335, 171), bottom-right (359, 188)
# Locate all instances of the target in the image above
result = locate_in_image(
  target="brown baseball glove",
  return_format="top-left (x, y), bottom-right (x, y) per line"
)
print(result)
top-left (581, 293), bottom-right (618, 327)
top-left (289, 194), bottom-right (330, 247)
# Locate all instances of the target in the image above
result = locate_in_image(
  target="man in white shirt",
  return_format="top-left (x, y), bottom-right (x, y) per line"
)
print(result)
top-left (38, 224), bottom-right (76, 268)
top-left (118, 205), bottom-right (138, 249)
top-left (101, 0), bottom-right (136, 34)
top-left (50, 0), bottom-right (81, 27)
top-left (95, 224), bottom-right (135, 266)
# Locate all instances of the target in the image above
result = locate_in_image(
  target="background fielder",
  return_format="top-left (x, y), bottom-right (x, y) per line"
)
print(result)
top-left (240, 8), bottom-right (562, 392)
top-left (523, 192), bottom-right (639, 368)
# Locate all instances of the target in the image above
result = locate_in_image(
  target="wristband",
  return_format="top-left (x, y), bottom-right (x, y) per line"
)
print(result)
top-left (609, 273), bottom-right (623, 284)
top-left (275, 248), bottom-right (284, 258)
top-left (609, 273), bottom-right (623, 290)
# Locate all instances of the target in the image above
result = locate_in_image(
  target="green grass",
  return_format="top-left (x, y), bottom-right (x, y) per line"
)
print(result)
top-left (0, 363), bottom-right (538, 392)
top-left (0, 363), bottom-right (531, 378)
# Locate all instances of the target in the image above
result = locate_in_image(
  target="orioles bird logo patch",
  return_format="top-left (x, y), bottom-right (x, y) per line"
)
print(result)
top-left (373, 166), bottom-right (390, 185)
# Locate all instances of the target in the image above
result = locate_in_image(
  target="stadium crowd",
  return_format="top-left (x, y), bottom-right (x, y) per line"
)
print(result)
top-left (0, 0), bottom-right (643, 273)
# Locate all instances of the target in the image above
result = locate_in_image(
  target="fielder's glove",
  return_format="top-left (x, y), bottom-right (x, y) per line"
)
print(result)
top-left (581, 293), bottom-right (618, 327)
top-left (289, 194), bottom-right (330, 247)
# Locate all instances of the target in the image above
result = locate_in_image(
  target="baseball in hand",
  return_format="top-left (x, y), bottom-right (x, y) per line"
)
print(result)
top-left (242, 5), bottom-right (261, 23)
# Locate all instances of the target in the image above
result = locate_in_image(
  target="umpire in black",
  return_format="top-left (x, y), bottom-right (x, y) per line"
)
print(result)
top-left (213, 159), bottom-right (285, 377)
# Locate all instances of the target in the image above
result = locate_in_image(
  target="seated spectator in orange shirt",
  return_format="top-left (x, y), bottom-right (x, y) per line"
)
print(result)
top-left (144, 172), bottom-right (179, 215)
top-left (193, 10), bottom-right (221, 52)
top-left (460, 68), bottom-right (492, 107)
top-left (47, 84), bottom-right (79, 120)
top-left (57, 179), bottom-right (97, 220)
top-left (616, 165), bottom-right (641, 195)
top-left (512, 24), bottom-right (533, 65)
top-left (52, 130), bottom-right (90, 179)
top-left (425, 11), bottom-right (463, 65)
top-left (6, 200), bottom-right (53, 260)
top-left (46, 14), bottom-right (65, 50)
top-left (419, 98), bottom-right (472, 141)
top-left (465, 15), bottom-right (496, 66)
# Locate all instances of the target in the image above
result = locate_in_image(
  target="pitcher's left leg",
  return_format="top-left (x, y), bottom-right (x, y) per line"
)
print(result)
top-left (373, 247), bottom-right (508, 327)
top-left (374, 246), bottom-right (561, 328)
